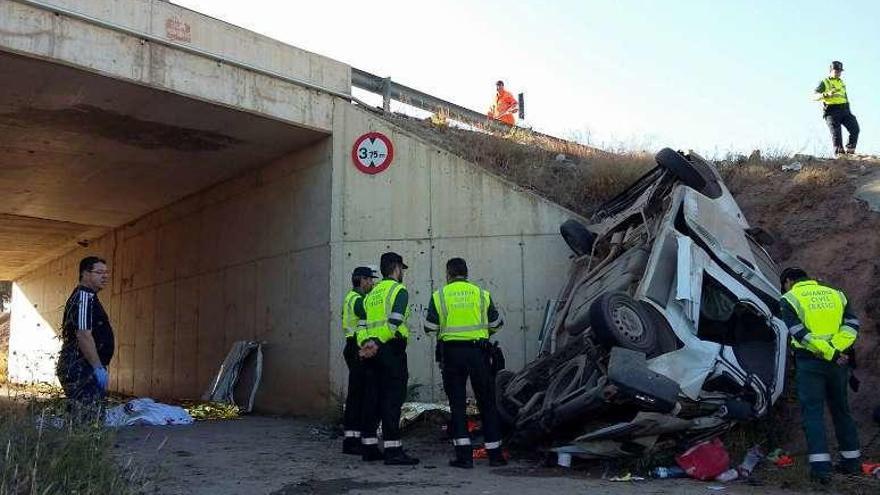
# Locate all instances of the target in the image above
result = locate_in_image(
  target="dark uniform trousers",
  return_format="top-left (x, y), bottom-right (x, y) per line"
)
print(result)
top-left (343, 337), bottom-right (366, 434)
top-left (361, 338), bottom-right (408, 444)
top-left (441, 341), bottom-right (501, 446)
top-left (825, 106), bottom-right (860, 151)
top-left (796, 354), bottom-right (861, 472)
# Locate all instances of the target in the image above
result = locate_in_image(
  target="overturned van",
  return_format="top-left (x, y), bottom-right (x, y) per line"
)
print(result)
top-left (497, 149), bottom-right (786, 457)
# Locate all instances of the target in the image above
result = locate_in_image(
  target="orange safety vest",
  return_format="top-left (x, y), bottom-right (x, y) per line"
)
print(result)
top-left (490, 89), bottom-right (518, 125)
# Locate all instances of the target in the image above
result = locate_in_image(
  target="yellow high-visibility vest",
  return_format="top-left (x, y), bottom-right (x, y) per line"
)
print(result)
top-left (341, 290), bottom-right (362, 339)
top-left (783, 280), bottom-right (855, 360)
top-left (359, 279), bottom-right (410, 345)
top-left (433, 281), bottom-right (491, 342)
top-left (820, 78), bottom-right (848, 105)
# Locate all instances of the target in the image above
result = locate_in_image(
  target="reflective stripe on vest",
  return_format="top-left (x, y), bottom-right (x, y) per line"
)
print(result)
top-left (782, 280), bottom-right (846, 353)
top-left (822, 78), bottom-right (848, 105)
top-left (360, 279), bottom-right (410, 345)
top-left (341, 290), bottom-right (361, 339)
top-left (434, 280), bottom-right (490, 342)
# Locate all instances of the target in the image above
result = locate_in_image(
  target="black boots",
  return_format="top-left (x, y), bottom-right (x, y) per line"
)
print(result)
top-left (361, 444), bottom-right (384, 462)
top-left (835, 459), bottom-right (861, 475)
top-left (384, 447), bottom-right (419, 465)
top-left (488, 448), bottom-right (508, 467)
top-left (342, 437), bottom-right (361, 455)
top-left (449, 446), bottom-right (474, 469)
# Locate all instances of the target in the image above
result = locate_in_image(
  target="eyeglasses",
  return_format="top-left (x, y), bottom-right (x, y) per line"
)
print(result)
top-left (89, 270), bottom-right (110, 276)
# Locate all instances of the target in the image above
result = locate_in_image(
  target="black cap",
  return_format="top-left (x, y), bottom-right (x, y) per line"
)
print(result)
top-left (380, 252), bottom-right (408, 270)
top-left (831, 61), bottom-right (844, 71)
top-left (779, 266), bottom-right (808, 286)
top-left (352, 266), bottom-right (378, 278)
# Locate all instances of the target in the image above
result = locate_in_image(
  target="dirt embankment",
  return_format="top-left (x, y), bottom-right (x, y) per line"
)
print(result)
top-left (725, 158), bottom-right (880, 425)
top-left (382, 114), bottom-right (655, 215)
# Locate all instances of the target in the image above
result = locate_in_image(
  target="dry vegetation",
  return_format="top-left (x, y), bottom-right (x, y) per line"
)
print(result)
top-left (0, 394), bottom-right (148, 494)
top-left (386, 115), bottom-right (656, 216)
top-left (0, 315), bottom-right (8, 385)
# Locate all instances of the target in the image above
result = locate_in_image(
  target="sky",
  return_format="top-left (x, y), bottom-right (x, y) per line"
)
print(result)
top-left (174, 0), bottom-right (879, 158)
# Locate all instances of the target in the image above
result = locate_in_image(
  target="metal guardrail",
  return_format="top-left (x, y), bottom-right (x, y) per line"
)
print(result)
top-left (352, 67), bottom-right (512, 133)
top-left (352, 68), bottom-right (606, 156)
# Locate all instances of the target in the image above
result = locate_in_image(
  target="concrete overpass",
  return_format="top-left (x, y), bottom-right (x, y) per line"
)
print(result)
top-left (1, 0), bottom-right (578, 415)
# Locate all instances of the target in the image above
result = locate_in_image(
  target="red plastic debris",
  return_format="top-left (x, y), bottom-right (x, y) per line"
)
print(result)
top-left (862, 462), bottom-right (880, 477)
top-left (472, 447), bottom-right (510, 460)
top-left (774, 455), bottom-right (794, 468)
top-left (675, 438), bottom-right (731, 481)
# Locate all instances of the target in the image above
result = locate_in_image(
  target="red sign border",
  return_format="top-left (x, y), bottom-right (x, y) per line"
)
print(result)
top-left (351, 132), bottom-right (394, 175)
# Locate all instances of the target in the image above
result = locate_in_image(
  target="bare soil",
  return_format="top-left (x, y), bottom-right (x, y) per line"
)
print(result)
top-left (724, 157), bottom-right (880, 430)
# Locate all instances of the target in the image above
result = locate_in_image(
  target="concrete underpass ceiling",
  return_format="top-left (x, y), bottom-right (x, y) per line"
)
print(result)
top-left (0, 51), bottom-right (328, 280)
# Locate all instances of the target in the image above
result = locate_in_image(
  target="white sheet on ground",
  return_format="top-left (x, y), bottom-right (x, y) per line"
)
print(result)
top-left (104, 398), bottom-right (194, 427)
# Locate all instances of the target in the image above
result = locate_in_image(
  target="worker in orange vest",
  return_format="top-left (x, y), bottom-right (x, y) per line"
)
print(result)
top-left (488, 80), bottom-right (518, 126)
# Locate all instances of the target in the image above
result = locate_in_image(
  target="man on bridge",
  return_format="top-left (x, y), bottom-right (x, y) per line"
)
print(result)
top-left (488, 80), bottom-right (518, 126)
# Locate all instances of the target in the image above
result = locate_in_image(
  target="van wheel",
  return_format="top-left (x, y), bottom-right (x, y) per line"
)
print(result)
top-left (655, 148), bottom-right (722, 199)
top-left (589, 292), bottom-right (658, 355)
top-left (560, 219), bottom-right (596, 257)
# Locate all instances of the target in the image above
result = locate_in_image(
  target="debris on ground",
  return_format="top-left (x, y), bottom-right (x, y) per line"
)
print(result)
top-left (651, 466), bottom-right (688, 478)
top-left (676, 438), bottom-right (731, 481)
top-left (183, 401), bottom-right (241, 421)
top-left (714, 468), bottom-right (739, 482)
top-left (862, 462), bottom-right (880, 478)
top-left (736, 445), bottom-right (764, 478)
top-left (781, 161), bottom-right (803, 171)
top-left (202, 341), bottom-right (264, 413)
top-left (556, 452), bottom-right (572, 468)
top-left (473, 447), bottom-right (510, 460)
top-left (765, 448), bottom-right (794, 468)
top-left (608, 473), bottom-right (645, 482)
top-left (399, 402), bottom-right (450, 429)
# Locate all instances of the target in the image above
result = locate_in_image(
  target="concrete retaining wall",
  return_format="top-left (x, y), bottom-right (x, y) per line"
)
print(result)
top-left (328, 104), bottom-right (577, 401)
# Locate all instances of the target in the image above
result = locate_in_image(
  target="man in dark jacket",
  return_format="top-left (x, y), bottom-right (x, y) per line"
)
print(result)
top-left (56, 256), bottom-right (114, 419)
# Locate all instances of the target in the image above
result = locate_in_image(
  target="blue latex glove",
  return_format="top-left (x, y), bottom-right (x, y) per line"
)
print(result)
top-left (93, 366), bottom-right (109, 391)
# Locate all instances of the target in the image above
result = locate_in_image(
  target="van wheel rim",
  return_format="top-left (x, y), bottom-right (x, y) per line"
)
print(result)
top-left (612, 305), bottom-right (644, 341)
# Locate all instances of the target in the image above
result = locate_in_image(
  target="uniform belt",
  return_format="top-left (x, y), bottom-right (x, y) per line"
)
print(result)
top-left (793, 348), bottom-right (823, 361)
top-left (387, 336), bottom-right (407, 346)
top-left (440, 339), bottom-right (488, 348)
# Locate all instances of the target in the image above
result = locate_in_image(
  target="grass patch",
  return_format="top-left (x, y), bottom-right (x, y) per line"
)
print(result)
top-left (0, 394), bottom-right (148, 494)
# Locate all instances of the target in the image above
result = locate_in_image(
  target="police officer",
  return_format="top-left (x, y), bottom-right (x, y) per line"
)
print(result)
top-left (814, 61), bottom-right (860, 156)
top-left (341, 266), bottom-right (378, 455)
top-left (56, 256), bottom-right (115, 420)
top-left (356, 252), bottom-right (419, 465)
top-left (780, 267), bottom-right (861, 484)
top-left (425, 258), bottom-right (506, 468)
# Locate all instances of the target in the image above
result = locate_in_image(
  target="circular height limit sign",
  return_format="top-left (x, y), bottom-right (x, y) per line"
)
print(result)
top-left (352, 132), bottom-right (394, 174)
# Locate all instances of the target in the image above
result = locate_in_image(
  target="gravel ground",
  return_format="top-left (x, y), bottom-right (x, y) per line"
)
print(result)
top-left (113, 415), bottom-right (838, 495)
